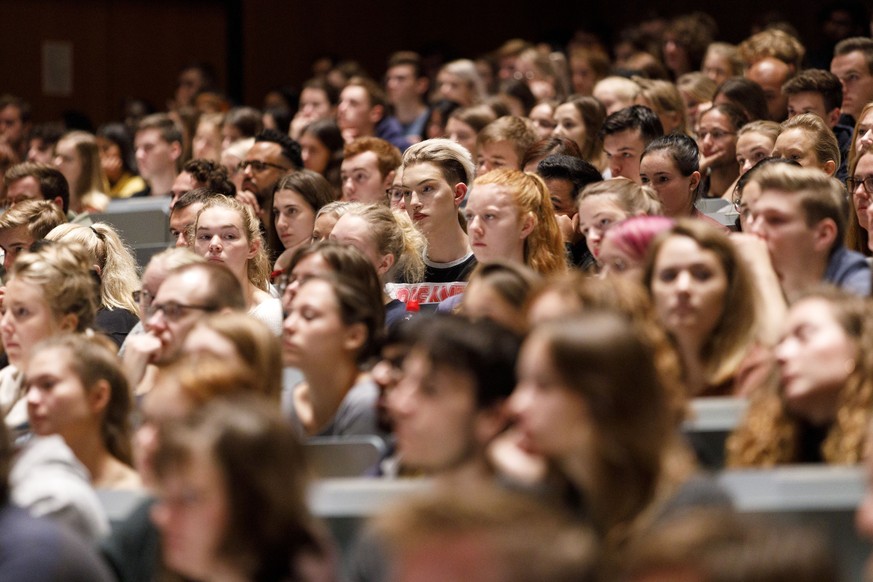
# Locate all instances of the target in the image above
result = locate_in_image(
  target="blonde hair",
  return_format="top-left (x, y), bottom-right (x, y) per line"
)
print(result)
top-left (676, 72), bottom-right (717, 105)
top-left (10, 242), bottom-right (97, 331)
top-left (737, 119), bottom-right (780, 141)
top-left (196, 196), bottom-right (271, 291)
top-left (727, 288), bottom-right (873, 465)
top-left (633, 77), bottom-right (688, 135)
top-left (45, 222), bottom-right (140, 314)
top-left (473, 169), bottom-right (567, 275)
top-left (578, 177), bottom-right (663, 216)
top-left (0, 199), bottom-right (66, 239)
top-left (439, 59), bottom-right (487, 105)
top-left (779, 113), bottom-right (841, 170)
top-left (341, 203), bottom-right (426, 283)
top-left (702, 42), bottom-right (744, 76)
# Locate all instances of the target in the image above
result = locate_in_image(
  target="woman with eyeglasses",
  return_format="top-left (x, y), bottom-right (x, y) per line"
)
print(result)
top-left (846, 148), bottom-right (873, 256)
top-left (694, 103), bottom-right (749, 200)
top-left (0, 243), bottom-right (97, 435)
top-left (268, 170), bottom-right (336, 274)
top-left (192, 196), bottom-right (283, 335)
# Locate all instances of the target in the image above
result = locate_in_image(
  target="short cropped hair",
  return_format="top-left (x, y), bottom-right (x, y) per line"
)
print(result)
top-left (343, 137), bottom-right (402, 179)
top-left (4, 162), bottom-right (70, 212)
top-left (387, 51), bottom-right (425, 79)
top-left (599, 105), bottom-right (664, 145)
top-left (254, 129), bottom-right (303, 169)
top-left (345, 76), bottom-right (388, 111)
top-left (536, 154), bottom-right (603, 200)
top-left (753, 163), bottom-right (847, 248)
top-left (168, 262), bottom-right (247, 311)
top-left (476, 116), bottom-right (539, 165)
top-left (834, 37), bottom-right (873, 73)
top-left (136, 113), bottom-right (183, 146)
top-left (0, 94), bottom-right (31, 124)
top-left (781, 69), bottom-right (843, 112)
top-left (0, 200), bottom-right (66, 240)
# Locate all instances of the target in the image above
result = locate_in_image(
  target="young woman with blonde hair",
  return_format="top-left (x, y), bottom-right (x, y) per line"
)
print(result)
top-left (192, 196), bottom-right (282, 334)
top-left (45, 222), bottom-right (141, 347)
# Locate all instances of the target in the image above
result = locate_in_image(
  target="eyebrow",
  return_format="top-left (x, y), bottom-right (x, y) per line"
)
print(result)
top-left (196, 224), bottom-right (240, 231)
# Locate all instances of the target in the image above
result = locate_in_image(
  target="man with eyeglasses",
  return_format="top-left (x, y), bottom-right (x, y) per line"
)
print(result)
top-left (122, 262), bottom-right (246, 392)
top-left (237, 129), bottom-right (303, 257)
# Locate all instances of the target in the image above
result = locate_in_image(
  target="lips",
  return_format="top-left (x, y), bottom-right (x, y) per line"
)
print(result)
top-left (412, 213), bottom-right (428, 222)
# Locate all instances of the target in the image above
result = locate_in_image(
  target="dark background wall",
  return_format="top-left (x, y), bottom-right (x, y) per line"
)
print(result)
top-left (0, 0), bottom-right (832, 125)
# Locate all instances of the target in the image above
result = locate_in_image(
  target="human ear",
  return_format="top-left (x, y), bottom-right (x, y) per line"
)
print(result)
top-left (88, 379), bottom-right (111, 414)
top-left (343, 322), bottom-right (367, 354)
top-left (520, 212), bottom-right (536, 239)
top-left (453, 183), bottom-right (468, 206)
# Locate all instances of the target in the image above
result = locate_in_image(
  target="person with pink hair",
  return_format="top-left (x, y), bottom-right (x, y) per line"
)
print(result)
top-left (598, 215), bottom-right (675, 281)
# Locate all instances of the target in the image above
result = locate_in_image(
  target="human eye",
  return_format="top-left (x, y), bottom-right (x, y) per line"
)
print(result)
top-left (690, 265), bottom-right (713, 281)
top-left (300, 307), bottom-right (318, 321)
top-left (657, 268), bottom-right (678, 283)
top-left (736, 156), bottom-right (745, 166)
top-left (598, 218), bottom-right (613, 229)
top-left (13, 306), bottom-right (31, 319)
top-left (640, 175), bottom-right (651, 184)
top-left (622, 152), bottom-right (634, 159)
top-left (354, 172), bottom-right (368, 184)
top-left (223, 233), bottom-right (238, 241)
top-left (657, 175), bottom-right (671, 183)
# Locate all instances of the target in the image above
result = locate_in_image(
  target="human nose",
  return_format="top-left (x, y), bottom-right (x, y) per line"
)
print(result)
top-left (774, 337), bottom-right (795, 366)
top-left (861, 129), bottom-right (873, 149)
top-left (209, 234), bottom-right (222, 250)
top-left (408, 190), bottom-right (422, 209)
top-left (174, 231), bottom-right (188, 248)
top-left (675, 270), bottom-right (692, 291)
top-left (25, 384), bottom-right (41, 406)
top-left (387, 379), bottom-right (415, 419)
top-left (507, 384), bottom-right (531, 419)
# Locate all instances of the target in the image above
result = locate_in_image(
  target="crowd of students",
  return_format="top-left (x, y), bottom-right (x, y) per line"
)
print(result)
top-left (3, 8), bottom-right (873, 581)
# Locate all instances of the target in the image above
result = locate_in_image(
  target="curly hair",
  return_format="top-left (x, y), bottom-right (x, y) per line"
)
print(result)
top-left (727, 288), bottom-right (873, 466)
top-left (473, 169), bottom-right (567, 275)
